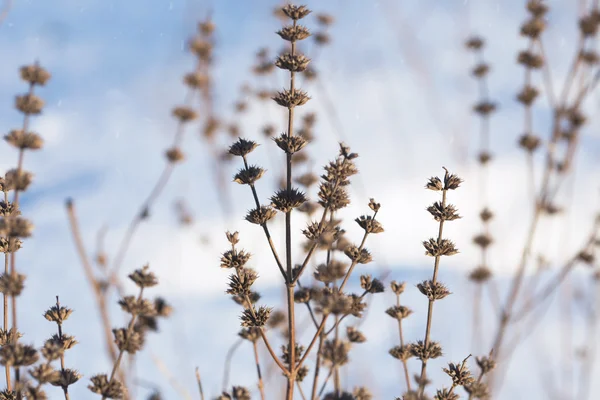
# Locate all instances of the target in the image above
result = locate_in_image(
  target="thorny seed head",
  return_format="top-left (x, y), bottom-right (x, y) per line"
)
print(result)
top-left (391, 280), bottom-right (407, 295)
top-left (118, 296), bottom-right (157, 316)
top-left (41, 339), bottom-right (64, 361)
top-left (29, 363), bottom-right (60, 385)
top-left (518, 133), bottom-right (541, 152)
top-left (476, 355), bottom-right (497, 374)
top-left (386, 305), bottom-right (413, 320)
top-left (274, 133), bottom-right (308, 154)
top-left (113, 327), bottom-right (144, 354)
top-left (281, 4), bottom-right (311, 20)
top-left (315, 288), bottom-right (353, 315)
top-left (172, 106), bottom-right (197, 123)
top-left (272, 89), bottom-right (310, 108)
top-left (464, 382), bottom-right (490, 399)
top-left (238, 327), bottom-right (261, 342)
top-left (469, 266), bottom-right (492, 283)
top-left (517, 50), bottom-right (544, 69)
top-left (0, 343), bottom-right (39, 367)
top-left (232, 291), bottom-right (261, 308)
top-left (294, 288), bottom-right (311, 303)
top-left (281, 342), bottom-right (305, 366)
top-left (0, 273), bottom-right (26, 297)
top-left (423, 238), bottom-right (459, 257)
top-left (346, 326), bottom-right (366, 343)
top-left (231, 386), bottom-right (251, 400)
top-left (43, 304), bottom-right (73, 324)
top-left (0, 328), bottom-right (22, 346)
top-left (427, 202), bottom-right (461, 222)
top-left (443, 357), bottom-right (475, 387)
top-left (321, 339), bottom-right (351, 367)
top-left (220, 249), bottom-right (251, 269)
top-left (434, 389), bottom-right (459, 400)
top-left (473, 101), bottom-right (497, 116)
top-left (229, 138), bottom-right (258, 157)
top-left (226, 268), bottom-right (258, 296)
top-left (0, 217), bottom-right (33, 238)
top-left (355, 215), bottom-right (384, 234)
top-left (234, 165), bottom-right (265, 185)
top-left (15, 94), bottom-right (44, 115)
top-left (128, 265), bottom-right (158, 288)
top-left (411, 340), bottom-right (443, 361)
top-left (245, 206), bottom-right (277, 225)
top-left (0, 201), bottom-right (19, 217)
top-left (20, 64), bottom-right (51, 86)
top-left (4, 169), bottom-right (33, 192)
top-left (360, 275), bottom-right (384, 293)
top-left (275, 53), bottom-right (311, 72)
top-left (277, 25), bottom-right (311, 42)
top-left (47, 333), bottom-right (77, 351)
top-left (417, 280), bottom-right (451, 300)
top-left (521, 17), bottom-right (546, 38)
top-left (345, 246), bottom-right (373, 264)
top-left (240, 306), bottom-right (272, 327)
top-left (4, 130), bottom-right (43, 150)
top-left (50, 368), bottom-right (82, 389)
top-left (314, 261), bottom-right (347, 284)
top-left (517, 85), bottom-right (539, 105)
top-left (389, 345), bottom-right (413, 361)
top-left (270, 188), bottom-right (307, 212)
top-left (88, 374), bottom-right (126, 399)
top-left (473, 233), bottom-right (493, 248)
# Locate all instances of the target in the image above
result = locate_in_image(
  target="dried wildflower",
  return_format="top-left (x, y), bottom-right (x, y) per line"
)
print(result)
top-left (245, 206), bottom-right (277, 225)
top-left (0, 217), bottom-right (33, 238)
top-left (567, 107), bottom-right (586, 127)
top-left (113, 327), bottom-right (144, 353)
top-left (479, 208), bottom-right (493, 222)
top-left (473, 233), bottom-right (493, 249)
top-left (238, 327), bottom-right (260, 342)
top-left (469, 266), bottom-right (492, 283)
top-left (277, 25), bottom-right (311, 42)
top-left (517, 85), bottom-right (539, 105)
top-left (355, 215), bottom-right (384, 234)
top-left (0, 273), bottom-right (25, 297)
top-left (444, 358), bottom-right (474, 386)
top-left (4, 169), bottom-right (32, 192)
top-left (386, 305), bottom-right (413, 320)
top-left (231, 386), bottom-right (251, 400)
top-left (234, 166), bottom-right (265, 185)
top-left (434, 388), bottom-right (459, 400)
top-left (464, 381), bottom-right (489, 399)
top-left (295, 172), bottom-right (318, 188)
top-left (473, 101), bottom-right (497, 115)
top-left (0, 328), bottom-right (22, 346)
top-left (294, 288), bottom-right (311, 303)
top-left (316, 289), bottom-right (353, 315)
top-left (41, 340), bottom-right (64, 361)
top-left (368, 198), bottom-right (381, 213)
top-left (521, 17), bottom-right (545, 38)
top-left (274, 133), bottom-right (308, 154)
top-left (281, 342), bottom-right (305, 366)
top-left (4, 130), bottom-right (43, 150)
top-left (472, 63), bottom-right (490, 77)
top-left (225, 231), bottom-right (239, 246)
top-left (518, 133), bottom-right (541, 152)
top-left (527, 1), bottom-right (548, 17)
top-left (411, 340), bottom-right (443, 361)
top-left (220, 249), bottom-right (251, 269)
top-left (189, 37), bottom-right (212, 59)
top-left (50, 368), bottom-right (82, 389)
top-left (267, 310), bottom-right (286, 329)
top-left (44, 304), bottom-right (73, 324)
top-left (128, 265), bottom-right (158, 288)
top-left (47, 333), bottom-right (77, 351)
top-left (322, 339), bottom-right (350, 366)
top-left (517, 50), bottom-right (544, 69)
top-left (0, 343), bottom-right (39, 366)
top-left (30, 363), bottom-right (60, 384)
top-left (281, 4), bottom-right (311, 20)
top-left (88, 374), bottom-right (125, 398)
top-left (229, 138), bottom-right (258, 157)
top-left (476, 355), bottom-right (496, 374)
top-left (389, 345), bottom-right (413, 361)
top-left (275, 53), bottom-right (311, 72)
top-left (118, 296), bottom-right (156, 316)
top-left (427, 202), bottom-right (461, 222)
top-left (417, 280), bottom-right (451, 301)
top-left (240, 306), bottom-right (272, 327)
top-left (20, 64), bottom-right (51, 86)
top-left (15, 93), bottom-right (44, 114)
top-left (345, 246), bottom-right (373, 264)
top-left (0, 201), bottom-right (19, 217)
top-left (172, 106), bottom-right (197, 122)
top-left (346, 326), bottom-right (366, 343)
top-left (466, 36), bottom-right (484, 50)
top-left (314, 261), bottom-right (347, 283)
top-left (226, 268), bottom-right (258, 296)
top-left (270, 188), bottom-right (307, 212)
top-left (478, 151), bottom-right (492, 164)
top-left (426, 176), bottom-right (443, 191)
top-left (313, 32), bottom-right (331, 45)
top-left (443, 168), bottom-right (462, 190)
top-left (391, 281), bottom-right (407, 295)
top-left (272, 89), bottom-right (310, 108)
top-left (232, 291), bottom-right (260, 308)
top-left (360, 275), bottom-right (384, 293)
top-left (423, 238), bottom-right (458, 257)
top-left (165, 147), bottom-right (185, 163)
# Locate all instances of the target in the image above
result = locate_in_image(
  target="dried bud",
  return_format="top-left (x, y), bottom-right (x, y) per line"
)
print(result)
top-left (128, 265), bottom-right (158, 288)
top-left (277, 25), bottom-right (311, 42)
top-left (390, 281), bottom-right (406, 295)
top-left (165, 147), bottom-right (185, 163)
top-left (88, 374), bottom-right (126, 399)
top-left (229, 138), bottom-right (258, 157)
top-left (172, 106), bottom-right (197, 122)
top-left (281, 4), bottom-right (311, 20)
top-left (15, 94), bottom-right (44, 114)
top-left (423, 238), bottom-right (459, 257)
top-left (275, 53), bottom-right (311, 72)
top-left (270, 188), bottom-right (307, 213)
top-left (272, 89), bottom-right (310, 108)
top-left (240, 306), bottom-right (272, 327)
top-left (411, 340), bottom-right (443, 361)
top-left (417, 280), bottom-right (451, 300)
top-left (234, 166), bottom-right (265, 185)
top-left (274, 133), bottom-right (308, 154)
top-left (20, 64), bottom-right (51, 86)
top-left (4, 130), bottom-right (43, 150)
top-left (245, 206), bottom-right (277, 225)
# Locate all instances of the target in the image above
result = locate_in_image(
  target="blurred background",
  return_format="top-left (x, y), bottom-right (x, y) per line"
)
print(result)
top-left (0, 0), bottom-right (599, 398)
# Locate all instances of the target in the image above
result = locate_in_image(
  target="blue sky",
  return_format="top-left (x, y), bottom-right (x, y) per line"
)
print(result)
top-left (1, 0), bottom-right (600, 399)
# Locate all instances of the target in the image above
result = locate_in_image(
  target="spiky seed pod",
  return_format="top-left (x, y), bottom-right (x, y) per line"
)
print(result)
top-left (473, 101), bottom-right (497, 115)
top-left (518, 133), bottom-right (541, 152)
top-left (4, 130), bottom-right (43, 150)
top-left (165, 147), bottom-right (185, 163)
top-left (517, 50), bottom-right (544, 69)
top-left (5, 169), bottom-right (33, 192)
top-left (346, 326), bottom-right (366, 343)
top-left (321, 339), bottom-right (350, 366)
top-left (15, 94), bottom-right (44, 114)
top-left (389, 345), bottom-right (413, 361)
top-left (232, 291), bottom-right (260, 308)
top-left (0, 328), bottom-right (22, 346)
top-left (245, 206), bottom-right (277, 225)
top-left (517, 85), bottom-right (539, 105)
top-left (41, 340), bottom-right (64, 361)
top-left (30, 363), bottom-right (60, 384)
top-left (0, 217), bottom-right (33, 238)
top-left (527, 1), bottom-right (548, 17)
top-left (281, 4), bottom-right (311, 20)
top-left (423, 238), bottom-right (458, 257)
top-left (297, 366), bottom-right (309, 382)
top-left (443, 169), bottom-right (462, 190)
top-left (172, 106), bottom-right (197, 122)
top-left (226, 268), bottom-right (258, 296)
top-left (472, 63), bottom-right (490, 78)
top-left (444, 359), bottom-right (475, 387)
top-left (410, 340), bottom-right (443, 361)
top-left (417, 280), bottom-right (451, 300)
top-left (345, 246), bottom-right (373, 264)
top-left (314, 261), bottom-right (347, 284)
top-left (0, 201), bottom-right (19, 217)
top-left (464, 382), bottom-right (490, 399)
top-left (240, 306), bottom-right (272, 327)
top-left (274, 133), bottom-right (308, 154)
top-left (480, 207), bottom-right (494, 222)
top-left (281, 342), bottom-right (304, 366)
top-left (88, 374), bottom-right (126, 398)
top-left (427, 202), bottom-right (461, 222)
top-left (229, 138), bottom-right (258, 157)
top-left (434, 388), bottom-right (459, 400)
top-left (316, 289), bottom-right (353, 315)
top-left (355, 215), bottom-right (384, 234)
top-left (386, 305), bottom-right (413, 320)
top-left (238, 327), bottom-right (261, 342)
top-left (294, 288), bottom-right (311, 303)
top-left (20, 64), bottom-right (51, 86)
top-left (118, 296), bottom-right (157, 316)
top-left (44, 304), bottom-right (73, 324)
top-left (0, 343), bottom-right (39, 366)
top-left (188, 37), bottom-right (212, 60)
top-left (47, 333), bottom-right (77, 351)
top-left (521, 17), bottom-right (545, 38)
top-left (234, 166), bottom-right (265, 185)
top-left (128, 265), bottom-right (158, 288)
top-left (50, 368), bottom-right (82, 389)
top-left (426, 176), bottom-right (443, 191)
top-left (113, 327), bottom-right (144, 353)
top-left (390, 281), bottom-right (407, 295)
top-left (272, 89), bottom-right (310, 108)
top-left (473, 233), bottom-right (493, 248)
top-left (231, 386), bottom-right (251, 400)
top-left (277, 25), bottom-right (311, 42)
top-left (220, 249), bottom-right (251, 269)
top-left (184, 72), bottom-right (209, 89)
top-left (476, 355), bottom-right (496, 374)
top-left (360, 275), bottom-right (384, 293)
top-left (465, 36), bottom-right (484, 50)
top-left (275, 53), bottom-right (311, 72)
top-left (469, 266), bottom-right (492, 283)
top-left (0, 273), bottom-right (25, 297)
top-left (270, 188), bottom-right (307, 212)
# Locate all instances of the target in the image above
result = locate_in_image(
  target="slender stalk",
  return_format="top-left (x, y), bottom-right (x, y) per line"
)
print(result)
top-left (253, 341), bottom-right (266, 400)
top-left (195, 367), bottom-right (205, 400)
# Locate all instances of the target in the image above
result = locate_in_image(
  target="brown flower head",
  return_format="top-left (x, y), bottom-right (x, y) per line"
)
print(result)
top-left (4, 130), bottom-right (43, 150)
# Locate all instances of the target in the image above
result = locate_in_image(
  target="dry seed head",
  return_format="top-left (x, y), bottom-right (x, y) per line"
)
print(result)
top-left (355, 215), bottom-right (384, 234)
top-left (277, 25), bottom-right (311, 42)
top-left (578, 251), bottom-right (595, 265)
top-left (43, 304), bottom-right (73, 324)
top-left (281, 4), bottom-right (311, 20)
top-left (232, 291), bottom-right (260, 308)
top-left (281, 342), bottom-right (305, 366)
top-left (172, 106), bottom-right (197, 123)
top-left (225, 231), bottom-right (239, 245)
top-left (443, 358), bottom-right (475, 387)
top-left (29, 363), bottom-right (60, 384)
top-left (314, 261), bottom-right (347, 284)
top-left (198, 20), bottom-right (215, 36)
top-left (5, 169), bottom-right (33, 192)
top-left (465, 36), bottom-right (484, 50)
top-left (294, 288), bottom-right (311, 303)
top-left (295, 172), bottom-right (318, 188)
top-left (233, 165), bottom-right (265, 185)
top-left (518, 133), bottom-right (541, 152)
top-left (480, 207), bottom-right (494, 222)
top-left (0, 273), bottom-right (26, 297)
top-left (15, 94), bottom-right (44, 115)
top-left (385, 305), bottom-right (413, 320)
top-left (427, 202), bottom-right (461, 222)
top-left (321, 339), bottom-right (350, 366)
top-left (231, 386), bottom-right (251, 400)
top-left (527, 1), bottom-right (548, 17)
top-left (270, 188), bottom-right (307, 212)
top-left (220, 248), bottom-right (251, 269)
top-left (20, 64), bottom-right (51, 86)
top-left (188, 37), bottom-right (213, 59)
top-left (226, 268), bottom-right (258, 296)
top-left (0, 217), bottom-right (33, 238)
top-left (113, 327), bottom-right (144, 353)
top-left (274, 133), bottom-right (308, 154)
top-left (426, 177), bottom-right (443, 191)
top-left (423, 238), bottom-right (459, 257)
top-left (50, 368), bottom-right (82, 389)
top-left (128, 264), bottom-right (158, 288)
top-left (580, 13), bottom-right (600, 36)
top-left (165, 147), bottom-right (185, 163)
top-left (118, 296), bottom-right (156, 316)
top-left (0, 343), bottom-right (39, 367)
top-left (346, 326), bottom-right (366, 343)
top-left (368, 198), bottom-right (381, 212)
top-left (473, 233), bottom-right (493, 248)
top-left (4, 130), bottom-right (43, 150)
top-left (518, 50), bottom-right (544, 69)
top-left (580, 50), bottom-right (599, 65)
top-left (478, 151), bottom-right (492, 164)
top-left (240, 305), bottom-right (272, 327)
top-left (88, 374), bottom-right (126, 398)
top-left (272, 89), bottom-right (310, 108)
top-left (360, 274), bottom-right (385, 293)
top-left (475, 355), bottom-right (496, 374)
top-left (313, 31), bottom-right (331, 45)
top-left (0, 201), bottom-right (19, 217)
top-left (238, 327), bottom-right (261, 342)
top-left (464, 382), bottom-right (489, 399)
top-left (41, 339), bottom-right (64, 361)
top-left (472, 63), bottom-right (490, 78)
top-left (345, 246), bottom-right (373, 264)
top-left (275, 53), bottom-right (311, 72)
top-left (473, 101), bottom-right (497, 115)
top-left (516, 85), bottom-right (539, 105)
top-left (391, 280), bottom-right (407, 295)
top-left (469, 266), bottom-right (492, 283)
top-left (434, 389), bottom-right (459, 400)
top-left (245, 206), bottom-right (277, 225)
top-left (389, 345), bottom-right (413, 361)
top-left (229, 138), bottom-right (258, 157)
top-left (411, 340), bottom-right (443, 361)
top-left (317, 13), bottom-right (335, 26)
top-left (521, 17), bottom-right (546, 38)
top-left (0, 328), bottom-right (22, 346)
top-left (417, 280), bottom-right (451, 300)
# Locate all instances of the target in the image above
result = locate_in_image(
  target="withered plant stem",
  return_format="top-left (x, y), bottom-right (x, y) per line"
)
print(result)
top-left (252, 341), bottom-right (266, 400)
